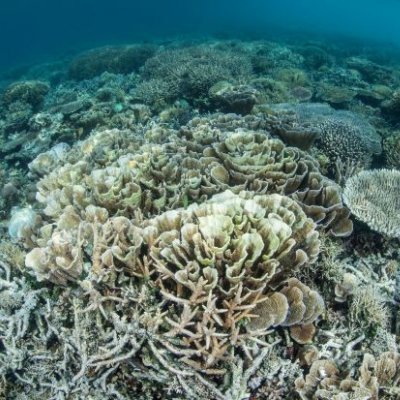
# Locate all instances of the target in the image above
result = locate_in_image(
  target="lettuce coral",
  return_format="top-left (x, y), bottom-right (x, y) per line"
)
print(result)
top-left (141, 190), bottom-right (321, 371)
top-left (34, 125), bottom-right (352, 239)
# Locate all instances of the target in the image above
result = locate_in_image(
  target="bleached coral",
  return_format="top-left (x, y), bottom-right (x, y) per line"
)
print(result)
top-left (8, 206), bottom-right (41, 243)
top-left (295, 352), bottom-right (400, 399)
top-left (343, 169), bottom-right (400, 238)
top-left (141, 190), bottom-right (322, 371)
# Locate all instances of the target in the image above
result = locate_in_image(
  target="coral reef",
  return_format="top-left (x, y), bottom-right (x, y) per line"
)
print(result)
top-left (383, 131), bottom-right (400, 169)
top-left (138, 46), bottom-right (253, 109)
top-left (68, 44), bottom-right (156, 80)
top-left (1, 36), bottom-right (400, 399)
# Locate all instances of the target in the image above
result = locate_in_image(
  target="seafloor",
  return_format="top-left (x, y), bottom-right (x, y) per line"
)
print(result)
top-left (0, 37), bottom-right (399, 400)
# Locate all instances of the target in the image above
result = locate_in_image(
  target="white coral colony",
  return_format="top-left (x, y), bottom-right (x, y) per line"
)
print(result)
top-left (8, 206), bottom-right (40, 241)
top-left (343, 169), bottom-right (400, 238)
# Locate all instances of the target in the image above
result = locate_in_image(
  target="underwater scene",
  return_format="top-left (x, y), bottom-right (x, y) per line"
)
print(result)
top-left (1, 0), bottom-right (400, 399)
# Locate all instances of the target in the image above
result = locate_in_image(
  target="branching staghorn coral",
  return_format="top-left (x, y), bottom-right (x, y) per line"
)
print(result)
top-left (25, 190), bottom-right (323, 376)
top-left (140, 190), bottom-right (322, 371)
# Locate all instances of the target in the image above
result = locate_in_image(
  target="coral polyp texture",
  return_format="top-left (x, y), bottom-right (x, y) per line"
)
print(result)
top-left (1, 37), bottom-right (400, 399)
top-left (343, 169), bottom-right (400, 238)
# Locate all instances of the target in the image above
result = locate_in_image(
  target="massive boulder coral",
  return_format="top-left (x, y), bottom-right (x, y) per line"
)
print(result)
top-left (343, 169), bottom-right (400, 238)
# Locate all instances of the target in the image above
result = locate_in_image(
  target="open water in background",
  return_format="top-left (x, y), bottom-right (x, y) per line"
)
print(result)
top-left (1, 0), bottom-right (400, 71)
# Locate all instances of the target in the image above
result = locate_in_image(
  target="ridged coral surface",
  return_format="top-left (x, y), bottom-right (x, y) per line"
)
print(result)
top-left (343, 169), bottom-right (400, 238)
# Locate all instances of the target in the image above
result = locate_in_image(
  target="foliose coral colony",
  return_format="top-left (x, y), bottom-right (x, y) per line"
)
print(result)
top-left (0, 38), bottom-right (399, 399)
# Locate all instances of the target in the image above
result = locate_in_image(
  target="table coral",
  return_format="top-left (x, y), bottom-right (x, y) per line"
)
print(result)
top-left (343, 169), bottom-right (400, 238)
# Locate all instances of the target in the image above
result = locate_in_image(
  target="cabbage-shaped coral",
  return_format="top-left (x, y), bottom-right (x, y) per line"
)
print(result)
top-left (34, 127), bottom-right (352, 238)
top-left (142, 190), bottom-right (321, 370)
top-left (296, 352), bottom-right (400, 399)
top-left (202, 132), bottom-right (353, 237)
top-left (26, 205), bottom-right (109, 285)
top-left (343, 169), bottom-right (400, 238)
top-left (25, 189), bottom-right (322, 372)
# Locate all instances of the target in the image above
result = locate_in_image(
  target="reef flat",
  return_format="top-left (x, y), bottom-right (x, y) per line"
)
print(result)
top-left (0, 37), bottom-right (399, 399)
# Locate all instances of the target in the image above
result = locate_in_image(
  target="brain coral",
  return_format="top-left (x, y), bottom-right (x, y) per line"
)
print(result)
top-left (343, 169), bottom-right (400, 238)
top-left (142, 190), bottom-right (322, 370)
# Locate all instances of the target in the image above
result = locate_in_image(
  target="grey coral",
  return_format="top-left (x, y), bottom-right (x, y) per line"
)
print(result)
top-left (343, 169), bottom-right (400, 238)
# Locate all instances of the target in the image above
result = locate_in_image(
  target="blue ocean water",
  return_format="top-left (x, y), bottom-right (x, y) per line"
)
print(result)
top-left (1, 0), bottom-right (400, 70)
